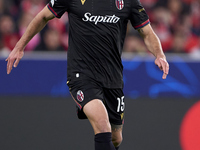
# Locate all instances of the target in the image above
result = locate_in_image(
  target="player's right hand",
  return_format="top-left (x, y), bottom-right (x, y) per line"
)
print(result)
top-left (154, 57), bottom-right (169, 79)
top-left (5, 48), bottom-right (24, 74)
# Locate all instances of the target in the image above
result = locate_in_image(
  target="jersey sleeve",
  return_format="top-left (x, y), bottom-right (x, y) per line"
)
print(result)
top-left (129, 0), bottom-right (150, 30)
top-left (47, 0), bottom-right (68, 18)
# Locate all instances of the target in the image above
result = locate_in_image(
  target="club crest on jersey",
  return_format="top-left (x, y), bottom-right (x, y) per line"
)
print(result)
top-left (77, 90), bottom-right (84, 102)
top-left (116, 0), bottom-right (124, 10)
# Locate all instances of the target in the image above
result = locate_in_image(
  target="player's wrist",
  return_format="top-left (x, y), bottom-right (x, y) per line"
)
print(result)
top-left (14, 42), bottom-right (26, 52)
top-left (155, 53), bottom-right (166, 60)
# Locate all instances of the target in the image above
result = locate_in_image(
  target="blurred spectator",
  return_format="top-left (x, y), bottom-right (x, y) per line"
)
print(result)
top-left (124, 0), bottom-right (199, 54)
top-left (34, 28), bottom-right (66, 51)
top-left (123, 34), bottom-right (147, 54)
top-left (0, 0), bottom-right (14, 15)
top-left (190, 0), bottom-right (200, 36)
top-left (0, 0), bottom-right (199, 54)
top-left (0, 15), bottom-right (20, 51)
top-left (167, 0), bottom-right (184, 21)
top-left (179, 14), bottom-right (199, 53)
top-left (140, 0), bottom-right (158, 8)
top-left (0, 0), bottom-right (7, 15)
top-left (167, 32), bottom-right (186, 53)
top-left (21, 0), bottom-right (47, 16)
top-left (151, 6), bottom-right (173, 52)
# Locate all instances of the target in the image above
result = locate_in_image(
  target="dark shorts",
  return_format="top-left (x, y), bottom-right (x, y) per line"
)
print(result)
top-left (67, 73), bottom-right (125, 125)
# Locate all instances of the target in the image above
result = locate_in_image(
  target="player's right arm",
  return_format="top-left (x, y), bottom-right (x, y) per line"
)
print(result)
top-left (6, 6), bottom-right (55, 74)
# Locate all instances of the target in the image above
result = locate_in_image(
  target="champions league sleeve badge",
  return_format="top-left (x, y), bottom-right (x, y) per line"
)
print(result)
top-left (116, 0), bottom-right (124, 10)
top-left (77, 90), bottom-right (84, 102)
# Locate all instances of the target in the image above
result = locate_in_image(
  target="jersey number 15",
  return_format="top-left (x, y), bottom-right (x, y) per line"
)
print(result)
top-left (117, 96), bottom-right (125, 112)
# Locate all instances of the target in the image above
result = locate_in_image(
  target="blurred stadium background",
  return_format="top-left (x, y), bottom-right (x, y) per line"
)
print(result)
top-left (0, 0), bottom-right (200, 150)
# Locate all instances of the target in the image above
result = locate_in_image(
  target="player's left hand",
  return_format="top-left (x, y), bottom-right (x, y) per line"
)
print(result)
top-left (5, 48), bottom-right (24, 74)
top-left (155, 57), bottom-right (169, 79)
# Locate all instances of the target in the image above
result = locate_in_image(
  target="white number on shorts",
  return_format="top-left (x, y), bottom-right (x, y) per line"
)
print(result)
top-left (117, 96), bottom-right (125, 112)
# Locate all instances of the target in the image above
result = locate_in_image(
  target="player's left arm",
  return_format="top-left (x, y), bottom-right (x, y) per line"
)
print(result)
top-left (137, 24), bottom-right (169, 79)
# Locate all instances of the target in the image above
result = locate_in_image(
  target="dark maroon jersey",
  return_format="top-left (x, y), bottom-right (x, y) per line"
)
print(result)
top-left (48, 0), bottom-right (150, 88)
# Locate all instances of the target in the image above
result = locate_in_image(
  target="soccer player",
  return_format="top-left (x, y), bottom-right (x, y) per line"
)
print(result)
top-left (6, 0), bottom-right (169, 149)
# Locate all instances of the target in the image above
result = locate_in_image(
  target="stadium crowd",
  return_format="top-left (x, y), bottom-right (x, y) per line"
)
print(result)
top-left (0, 0), bottom-right (200, 56)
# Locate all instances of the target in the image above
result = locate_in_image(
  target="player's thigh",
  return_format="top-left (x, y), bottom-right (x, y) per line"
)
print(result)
top-left (83, 99), bottom-right (111, 134)
top-left (67, 74), bottom-right (111, 133)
